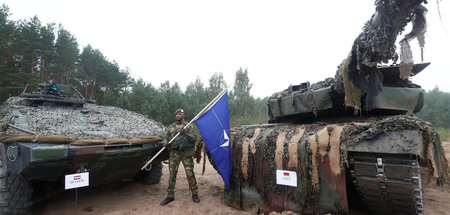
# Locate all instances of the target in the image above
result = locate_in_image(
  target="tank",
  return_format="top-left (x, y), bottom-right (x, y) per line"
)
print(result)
top-left (223, 63), bottom-right (448, 214)
top-left (0, 83), bottom-right (169, 215)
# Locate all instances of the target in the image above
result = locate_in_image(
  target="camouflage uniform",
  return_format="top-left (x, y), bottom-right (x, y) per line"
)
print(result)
top-left (165, 120), bottom-right (198, 197)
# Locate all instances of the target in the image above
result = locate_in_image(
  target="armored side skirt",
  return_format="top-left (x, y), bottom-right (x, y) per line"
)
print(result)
top-left (0, 141), bottom-right (167, 184)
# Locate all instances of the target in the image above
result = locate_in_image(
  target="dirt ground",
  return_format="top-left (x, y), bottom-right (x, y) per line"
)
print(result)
top-left (32, 157), bottom-right (252, 215)
top-left (32, 142), bottom-right (450, 215)
top-left (424, 141), bottom-right (450, 214)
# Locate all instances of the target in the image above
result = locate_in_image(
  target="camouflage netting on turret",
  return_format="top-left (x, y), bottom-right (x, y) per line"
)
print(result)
top-left (334, 0), bottom-right (428, 111)
top-left (268, 0), bottom-right (429, 123)
top-left (0, 97), bottom-right (165, 144)
top-left (271, 0), bottom-right (428, 106)
top-left (223, 115), bottom-right (447, 214)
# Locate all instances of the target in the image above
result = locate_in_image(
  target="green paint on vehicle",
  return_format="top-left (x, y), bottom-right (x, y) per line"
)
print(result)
top-left (317, 163), bottom-right (347, 214)
top-left (31, 146), bottom-right (68, 162)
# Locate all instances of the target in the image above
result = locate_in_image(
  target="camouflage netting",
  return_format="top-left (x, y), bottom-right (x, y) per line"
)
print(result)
top-left (0, 97), bottom-right (165, 144)
top-left (269, 1), bottom-right (428, 108)
top-left (340, 115), bottom-right (448, 185)
top-left (225, 123), bottom-right (348, 213)
top-left (226, 2), bottom-right (440, 213)
top-left (334, 0), bottom-right (428, 111)
top-left (0, 134), bottom-right (162, 145)
top-left (224, 115), bottom-right (448, 213)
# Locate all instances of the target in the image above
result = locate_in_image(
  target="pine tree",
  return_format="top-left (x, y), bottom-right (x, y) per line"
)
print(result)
top-left (54, 25), bottom-right (79, 84)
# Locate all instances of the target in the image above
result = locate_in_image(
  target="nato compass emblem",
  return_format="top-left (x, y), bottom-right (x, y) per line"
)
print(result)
top-left (219, 129), bottom-right (230, 149)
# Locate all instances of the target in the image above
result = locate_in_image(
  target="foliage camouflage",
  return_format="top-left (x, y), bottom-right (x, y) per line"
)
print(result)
top-left (220, 1), bottom-right (449, 214)
top-left (224, 115), bottom-right (448, 214)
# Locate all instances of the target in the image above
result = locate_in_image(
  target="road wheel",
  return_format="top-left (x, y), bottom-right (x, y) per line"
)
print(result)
top-left (137, 161), bottom-right (163, 185)
top-left (0, 156), bottom-right (32, 215)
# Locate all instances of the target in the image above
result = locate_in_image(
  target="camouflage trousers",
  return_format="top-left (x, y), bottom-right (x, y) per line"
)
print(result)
top-left (167, 150), bottom-right (198, 197)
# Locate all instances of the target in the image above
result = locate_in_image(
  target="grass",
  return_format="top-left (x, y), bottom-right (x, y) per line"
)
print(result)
top-left (438, 127), bottom-right (450, 142)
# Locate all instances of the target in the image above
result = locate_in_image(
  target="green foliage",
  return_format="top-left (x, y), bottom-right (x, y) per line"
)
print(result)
top-left (416, 87), bottom-right (450, 142)
top-left (184, 77), bottom-right (207, 120)
top-left (55, 25), bottom-right (79, 82)
top-left (207, 72), bottom-right (227, 99)
top-left (0, 4), bottom-right (269, 127)
top-left (229, 68), bottom-right (268, 126)
top-left (437, 128), bottom-right (450, 142)
top-left (0, 5), bottom-right (129, 103)
top-left (416, 87), bottom-right (450, 128)
top-left (230, 68), bottom-right (252, 117)
top-left (101, 70), bottom-right (268, 127)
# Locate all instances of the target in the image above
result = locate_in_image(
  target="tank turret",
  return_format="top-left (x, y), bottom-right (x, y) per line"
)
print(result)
top-left (268, 63), bottom-right (429, 123)
top-left (20, 82), bottom-right (86, 108)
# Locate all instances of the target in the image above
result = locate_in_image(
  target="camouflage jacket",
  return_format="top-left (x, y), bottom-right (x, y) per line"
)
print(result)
top-left (165, 120), bottom-right (197, 157)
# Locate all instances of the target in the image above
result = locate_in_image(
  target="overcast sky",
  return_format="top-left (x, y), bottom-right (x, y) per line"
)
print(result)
top-left (3, 0), bottom-right (449, 97)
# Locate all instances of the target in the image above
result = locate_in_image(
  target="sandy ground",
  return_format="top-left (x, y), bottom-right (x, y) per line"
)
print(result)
top-left (32, 142), bottom-right (450, 215)
top-left (423, 141), bottom-right (450, 214)
top-left (32, 157), bottom-right (252, 215)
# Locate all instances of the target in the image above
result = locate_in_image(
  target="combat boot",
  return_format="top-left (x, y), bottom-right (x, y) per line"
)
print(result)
top-left (192, 194), bottom-right (200, 203)
top-left (160, 196), bottom-right (175, 205)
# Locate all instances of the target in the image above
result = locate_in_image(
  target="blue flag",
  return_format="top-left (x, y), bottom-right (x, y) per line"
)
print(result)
top-left (195, 92), bottom-right (231, 189)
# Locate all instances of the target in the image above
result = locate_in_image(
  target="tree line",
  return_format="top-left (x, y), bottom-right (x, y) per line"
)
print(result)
top-left (1, 4), bottom-right (448, 129)
top-left (416, 87), bottom-right (450, 128)
top-left (0, 5), bottom-right (128, 104)
top-left (103, 69), bottom-right (268, 126)
top-left (416, 87), bottom-right (450, 141)
top-left (0, 5), bottom-right (268, 126)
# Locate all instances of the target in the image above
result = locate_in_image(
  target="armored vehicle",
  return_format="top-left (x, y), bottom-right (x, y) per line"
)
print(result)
top-left (21, 83), bottom-right (86, 108)
top-left (0, 83), bottom-right (168, 215)
top-left (224, 63), bottom-right (448, 214)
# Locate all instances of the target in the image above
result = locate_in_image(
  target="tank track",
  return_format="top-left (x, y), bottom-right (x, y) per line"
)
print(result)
top-left (348, 152), bottom-right (423, 215)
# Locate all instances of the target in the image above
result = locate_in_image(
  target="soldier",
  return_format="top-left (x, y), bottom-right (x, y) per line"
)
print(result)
top-left (160, 108), bottom-right (200, 205)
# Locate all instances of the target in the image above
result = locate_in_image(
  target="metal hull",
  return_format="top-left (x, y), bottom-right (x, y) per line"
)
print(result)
top-left (224, 116), bottom-right (447, 214)
top-left (0, 141), bottom-right (168, 185)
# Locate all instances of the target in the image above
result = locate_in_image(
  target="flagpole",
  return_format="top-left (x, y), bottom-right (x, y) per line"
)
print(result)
top-left (190, 84), bottom-right (231, 123)
top-left (141, 85), bottom-right (231, 170)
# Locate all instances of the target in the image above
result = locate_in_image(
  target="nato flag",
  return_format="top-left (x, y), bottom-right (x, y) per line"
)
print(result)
top-left (195, 92), bottom-right (231, 189)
